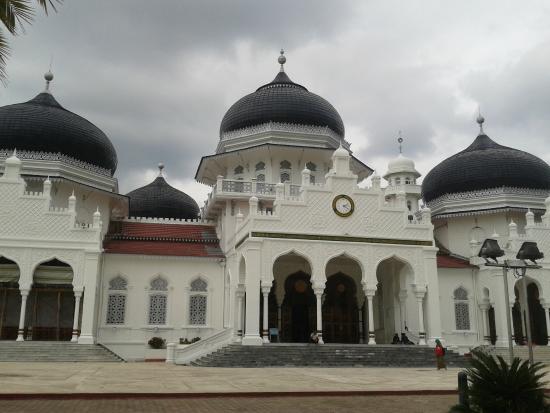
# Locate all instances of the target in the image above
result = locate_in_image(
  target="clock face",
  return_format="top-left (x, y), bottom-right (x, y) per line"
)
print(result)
top-left (332, 194), bottom-right (354, 217)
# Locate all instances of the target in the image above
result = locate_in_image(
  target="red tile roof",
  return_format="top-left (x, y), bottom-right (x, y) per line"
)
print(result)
top-left (437, 254), bottom-right (473, 268)
top-left (104, 221), bottom-right (223, 258)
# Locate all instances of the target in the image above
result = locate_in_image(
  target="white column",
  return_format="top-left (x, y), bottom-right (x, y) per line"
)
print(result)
top-left (422, 251), bottom-right (443, 345)
top-left (16, 289), bottom-right (29, 342)
top-left (358, 307), bottom-right (364, 343)
top-left (510, 304), bottom-right (517, 346)
top-left (242, 246), bottom-right (262, 345)
top-left (71, 290), bottom-right (83, 342)
top-left (365, 289), bottom-right (376, 345)
top-left (398, 290), bottom-right (408, 333)
top-left (78, 253), bottom-right (100, 344)
top-left (314, 286), bottom-right (324, 344)
top-left (543, 304), bottom-right (550, 347)
top-left (235, 290), bottom-right (244, 341)
top-left (414, 287), bottom-right (427, 345)
top-left (479, 303), bottom-right (490, 345)
top-left (261, 286), bottom-right (270, 343)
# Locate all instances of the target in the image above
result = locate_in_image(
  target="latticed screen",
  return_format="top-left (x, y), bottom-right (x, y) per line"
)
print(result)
top-left (148, 294), bottom-right (167, 325)
top-left (189, 295), bottom-right (207, 325)
top-left (454, 302), bottom-right (470, 330)
top-left (106, 294), bottom-right (126, 324)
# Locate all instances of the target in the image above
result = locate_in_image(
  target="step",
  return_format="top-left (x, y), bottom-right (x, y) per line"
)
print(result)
top-left (0, 342), bottom-right (123, 362)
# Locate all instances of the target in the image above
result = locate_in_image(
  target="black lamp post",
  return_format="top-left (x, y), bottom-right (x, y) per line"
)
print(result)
top-left (478, 239), bottom-right (543, 365)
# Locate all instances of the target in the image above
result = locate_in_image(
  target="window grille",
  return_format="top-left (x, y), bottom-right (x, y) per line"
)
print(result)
top-left (149, 294), bottom-right (167, 324)
top-left (280, 172), bottom-right (290, 183)
top-left (150, 276), bottom-right (168, 291)
top-left (191, 278), bottom-right (207, 292)
top-left (255, 162), bottom-right (265, 171)
top-left (234, 165), bottom-right (244, 175)
top-left (109, 276), bottom-right (127, 290)
top-left (454, 287), bottom-right (470, 330)
top-left (189, 295), bottom-right (207, 325)
top-left (106, 294), bottom-right (126, 324)
top-left (256, 174), bottom-right (265, 182)
top-left (280, 160), bottom-right (291, 169)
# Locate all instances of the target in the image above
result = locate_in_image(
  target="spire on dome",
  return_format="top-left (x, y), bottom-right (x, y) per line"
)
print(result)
top-left (44, 71), bottom-right (54, 93)
top-left (278, 49), bottom-right (286, 72)
top-left (476, 108), bottom-right (485, 134)
top-left (398, 131), bottom-right (403, 154)
top-left (158, 162), bottom-right (165, 177)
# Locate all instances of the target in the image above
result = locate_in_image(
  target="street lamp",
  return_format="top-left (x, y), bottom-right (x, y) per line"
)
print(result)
top-left (478, 239), bottom-right (543, 365)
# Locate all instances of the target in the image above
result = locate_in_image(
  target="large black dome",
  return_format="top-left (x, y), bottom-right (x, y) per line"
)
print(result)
top-left (127, 175), bottom-right (199, 219)
top-left (422, 133), bottom-right (550, 202)
top-left (0, 91), bottom-right (117, 174)
top-left (220, 70), bottom-right (345, 138)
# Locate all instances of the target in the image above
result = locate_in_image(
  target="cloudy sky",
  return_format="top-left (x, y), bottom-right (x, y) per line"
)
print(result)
top-left (2, 0), bottom-right (550, 204)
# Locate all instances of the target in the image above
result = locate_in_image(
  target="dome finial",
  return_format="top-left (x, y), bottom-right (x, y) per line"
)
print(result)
top-left (158, 162), bottom-right (165, 177)
top-left (476, 107), bottom-right (485, 134)
top-left (278, 49), bottom-right (286, 72)
top-left (397, 130), bottom-right (403, 154)
top-left (44, 70), bottom-right (54, 93)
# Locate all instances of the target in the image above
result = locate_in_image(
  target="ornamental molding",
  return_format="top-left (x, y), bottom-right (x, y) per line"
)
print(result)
top-left (123, 217), bottom-right (215, 225)
top-left (429, 186), bottom-right (549, 204)
top-left (0, 149), bottom-right (112, 177)
top-left (220, 121), bottom-right (350, 147)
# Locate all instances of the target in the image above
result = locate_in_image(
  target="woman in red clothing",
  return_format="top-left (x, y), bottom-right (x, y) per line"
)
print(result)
top-left (434, 339), bottom-right (447, 370)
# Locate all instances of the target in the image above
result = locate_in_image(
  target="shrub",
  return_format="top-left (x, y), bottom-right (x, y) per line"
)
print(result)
top-left (148, 336), bottom-right (165, 349)
top-left (450, 349), bottom-right (549, 413)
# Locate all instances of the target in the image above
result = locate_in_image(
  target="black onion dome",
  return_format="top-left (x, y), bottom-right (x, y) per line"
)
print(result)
top-left (126, 176), bottom-right (199, 219)
top-left (422, 133), bottom-right (550, 202)
top-left (0, 92), bottom-right (117, 173)
top-left (220, 71), bottom-right (345, 138)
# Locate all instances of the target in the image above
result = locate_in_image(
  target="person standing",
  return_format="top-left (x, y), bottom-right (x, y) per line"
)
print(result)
top-left (434, 339), bottom-right (447, 370)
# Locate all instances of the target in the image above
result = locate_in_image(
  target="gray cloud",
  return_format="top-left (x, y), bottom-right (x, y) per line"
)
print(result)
top-left (2, 0), bottom-right (550, 201)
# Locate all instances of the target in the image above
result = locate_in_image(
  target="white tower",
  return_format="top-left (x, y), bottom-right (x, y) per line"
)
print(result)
top-left (383, 134), bottom-right (422, 217)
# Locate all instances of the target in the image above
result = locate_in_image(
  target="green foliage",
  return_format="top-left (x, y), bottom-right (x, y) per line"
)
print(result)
top-left (0, 0), bottom-right (61, 84)
top-left (450, 349), bottom-right (550, 413)
top-left (148, 336), bottom-right (165, 349)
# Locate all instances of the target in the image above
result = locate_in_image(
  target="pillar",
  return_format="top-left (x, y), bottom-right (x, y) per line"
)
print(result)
top-left (414, 286), bottom-right (427, 345)
top-left (479, 303), bottom-right (490, 345)
top-left (544, 304), bottom-right (550, 347)
top-left (235, 289), bottom-right (244, 341)
top-left (510, 304), bottom-right (517, 346)
top-left (358, 307), bottom-right (364, 343)
top-left (71, 290), bottom-right (83, 342)
top-left (277, 305), bottom-right (282, 332)
top-left (261, 285), bottom-right (270, 343)
top-left (422, 250), bottom-right (442, 345)
top-left (16, 289), bottom-right (29, 342)
top-left (365, 289), bottom-right (376, 345)
top-left (314, 286), bottom-right (324, 344)
top-left (242, 246), bottom-right (262, 345)
top-left (398, 290), bottom-right (408, 333)
top-left (78, 253), bottom-right (100, 344)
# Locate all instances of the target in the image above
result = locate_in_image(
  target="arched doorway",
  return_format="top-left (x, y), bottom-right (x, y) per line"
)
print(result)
top-left (281, 272), bottom-right (315, 342)
top-left (513, 281), bottom-right (548, 345)
top-left (25, 259), bottom-right (78, 341)
top-left (322, 273), bottom-right (359, 343)
top-left (375, 257), bottom-right (414, 344)
top-left (0, 256), bottom-right (21, 340)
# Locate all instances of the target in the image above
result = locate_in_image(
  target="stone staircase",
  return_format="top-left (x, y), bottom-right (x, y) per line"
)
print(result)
top-left (489, 345), bottom-right (550, 364)
top-left (0, 341), bottom-right (124, 362)
top-left (190, 343), bottom-right (468, 368)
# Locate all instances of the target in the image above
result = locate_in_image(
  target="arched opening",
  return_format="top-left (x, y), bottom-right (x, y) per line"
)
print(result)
top-left (26, 259), bottom-right (77, 341)
top-left (0, 256), bottom-right (21, 340)
top-left (513, 281), bottom-right (548, 345)
top-left (323, 255), bottom-right (363, 343)
top-left (375, 256), bottom-right (414, 344)
top-left (271, 252), bottom-right (313, 343)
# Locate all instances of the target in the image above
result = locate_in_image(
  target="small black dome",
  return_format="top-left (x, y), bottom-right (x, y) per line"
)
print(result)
top-left (0, 92), bottom-right (117, 173)
top-left (422, 134), bottom-right (550, 202)
top-left (126, 176), bottom-right (199, 219)
top-left (220, 71), bottom-right (345, 138)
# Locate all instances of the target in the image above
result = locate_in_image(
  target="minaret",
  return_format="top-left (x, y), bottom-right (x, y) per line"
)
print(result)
top-left (383, 133), bottom-right (422, 216)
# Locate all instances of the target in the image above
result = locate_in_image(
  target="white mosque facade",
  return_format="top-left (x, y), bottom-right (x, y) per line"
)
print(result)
top-left (1, 54), bottom-right (550, 361)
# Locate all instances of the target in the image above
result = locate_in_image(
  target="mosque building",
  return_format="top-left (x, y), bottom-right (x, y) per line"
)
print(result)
top-left (1, 52), bottom-right (550, 362)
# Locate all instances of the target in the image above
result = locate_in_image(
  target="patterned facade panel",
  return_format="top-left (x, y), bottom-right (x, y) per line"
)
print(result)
top-left (106, 294), bottom-right (126, 324)
top-left (148, 294), bottom-right (167, 325)
top-left (189, 295), bottom-right (207, 325)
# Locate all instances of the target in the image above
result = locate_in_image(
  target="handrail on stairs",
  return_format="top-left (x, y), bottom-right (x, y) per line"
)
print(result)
top-left (167, 328), bottom-right (234, 365)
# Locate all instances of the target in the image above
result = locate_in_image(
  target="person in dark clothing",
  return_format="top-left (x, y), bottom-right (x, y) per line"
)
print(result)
top-left (391, 333), bottom-right (401, 344)
top-left (401, 333), bottom-right (414, 345)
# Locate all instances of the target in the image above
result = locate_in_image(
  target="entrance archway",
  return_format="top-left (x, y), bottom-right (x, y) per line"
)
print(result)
top-left (375, 257), bottom-right (414, 344)
top-left (0, 256), bottom-right (21, 340)
top-left (322, 273), bottom-right (359, 343)
top-left (513, 281), bottom-right (548, 345)
top-left (25, 259), bottom-right (78, 341)
top-left (271, 252), bottom-right (314, 343)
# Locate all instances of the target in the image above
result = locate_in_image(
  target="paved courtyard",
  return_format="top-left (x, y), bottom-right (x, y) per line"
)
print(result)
top-left (0, 395), bottom-right (458, 413)
top-left (0, 362), bottom-right (462, 394)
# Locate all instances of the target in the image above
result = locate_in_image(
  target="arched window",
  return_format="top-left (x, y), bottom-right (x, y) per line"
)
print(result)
top-left (407, 200), bottom-right (412, 211)
top-left (306, 162), bottom-right (317, 172)
top-left (189, 278), bottom-right (208, 325)
top-left (454, 287), bottom-right (470, 330)
top-left (255, 162), bottom-right (266, 171)
top-left (106, 276), bottom-right (127, 325)
top-left (256, 173), bottom-right (265, 182)
top-left (148, 276), bottom-right (168, 325)
top-left (280, 160), bottom-right (291, 183)
top-left (395, 177), bottom-right (401, 185)
top-left (280, 160), bottom-right (291, 169)
top-left (280, 172), bottom-right (290, 183)
top-left (234, 165), bottom-right (244, 176)
top-left (405, 177), bottom-right (411, 184)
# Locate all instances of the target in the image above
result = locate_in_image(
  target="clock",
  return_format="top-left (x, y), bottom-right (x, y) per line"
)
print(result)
top-left (332, 194), bottom-right (354, 217)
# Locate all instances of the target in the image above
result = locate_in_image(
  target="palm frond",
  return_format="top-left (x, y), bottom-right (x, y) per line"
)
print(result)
top-left (35, 0), bottom-right (62, 15)
top-left (0, 0), bottom-right (35, 35)
top-left (0, 29), bottom-right (10, 85)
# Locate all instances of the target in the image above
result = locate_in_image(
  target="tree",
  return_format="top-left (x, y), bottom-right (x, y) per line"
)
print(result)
top-left (450, 349), bottom-right (549, 413)
top-left (0, 0), bottom-right (61, 84)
